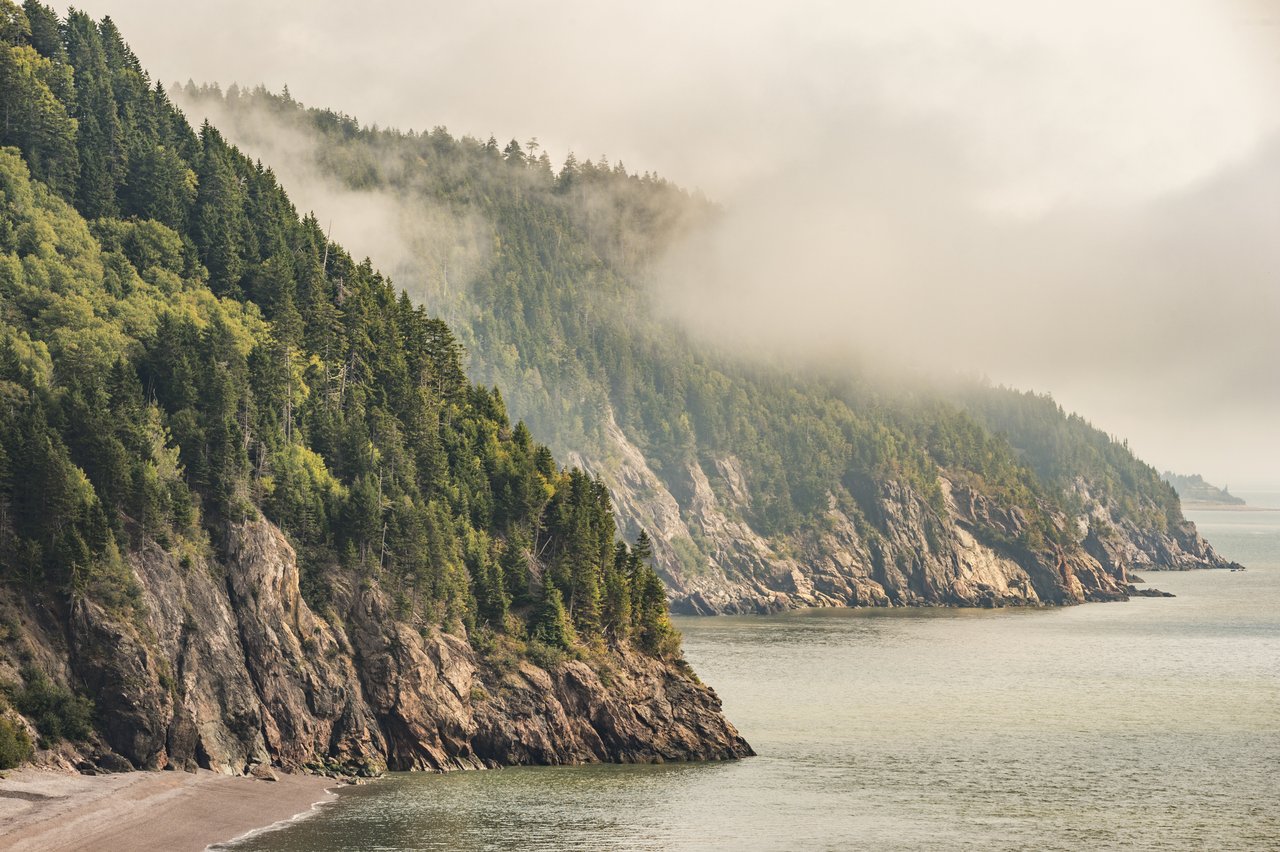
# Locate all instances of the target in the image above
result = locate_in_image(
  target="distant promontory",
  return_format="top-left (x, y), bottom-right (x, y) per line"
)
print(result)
top-left (1161, 472), bottom-right (1246, 506)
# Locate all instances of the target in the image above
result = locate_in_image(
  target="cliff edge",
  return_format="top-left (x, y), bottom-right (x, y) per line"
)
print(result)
top-left (0, 516), bottom-right (750, 776)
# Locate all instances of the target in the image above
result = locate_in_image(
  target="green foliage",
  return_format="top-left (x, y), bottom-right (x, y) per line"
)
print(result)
top-left (0, 715), bottom-right (32, 768)
top-left (171, 92), bottom-right (834, 526)
top-left (176, 84), bottom-right (1194, 566)
top-left (0, 5), bottom-right (680, 667)
top-left (0, 4), bottom-right (1183, 674)
top-left (953, 384), bottom-right (1183, 531)
top-left (7, 666), bottom-right (93, 743)
top-left (627, 532), bottom-right (680, 658)
top-left (0, 2), bottom-right (78, 197)
top-left (171, 86), bottom-right (1119, 562)
top-left (532, 582), bottom-right (574, 650)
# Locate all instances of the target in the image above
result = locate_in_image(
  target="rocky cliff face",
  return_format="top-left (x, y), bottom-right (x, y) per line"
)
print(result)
top-left (1074, 479), bottom-right (1242, 576)
top-left (0, 518), bottom-right (750, 776)
top-left (576, 413), bottom-right (1234, 615)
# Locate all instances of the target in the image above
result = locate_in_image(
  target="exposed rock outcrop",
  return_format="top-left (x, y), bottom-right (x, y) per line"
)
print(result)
top-left (2, 517), bottom-right (750, 776)
top-left (1126, 585), bottom-right (1176, 598)
top-left (577, 411), bottom-right (1232, 614)
top-left (1074, 478), bottom-right (1242, 577)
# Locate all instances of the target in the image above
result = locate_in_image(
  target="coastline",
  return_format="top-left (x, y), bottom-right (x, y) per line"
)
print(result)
top-left (1181, 501), bottom-right (1277, 512)
top-left (0, 768), bottom-right (339, 852)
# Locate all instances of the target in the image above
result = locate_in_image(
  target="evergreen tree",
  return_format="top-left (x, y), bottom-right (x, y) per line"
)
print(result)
top-left (533, 582), bottom-right (573, 649)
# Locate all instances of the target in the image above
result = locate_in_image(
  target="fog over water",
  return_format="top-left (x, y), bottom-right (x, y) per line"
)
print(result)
top-left (66, 0), bottom-right (1280, 488)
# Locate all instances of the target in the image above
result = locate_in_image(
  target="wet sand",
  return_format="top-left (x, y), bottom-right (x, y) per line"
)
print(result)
top-left (0, 768), bottom-right (338, 851)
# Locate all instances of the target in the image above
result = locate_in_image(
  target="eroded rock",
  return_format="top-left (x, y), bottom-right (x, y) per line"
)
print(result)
top-left (7, 515), bottom-right (749, 776)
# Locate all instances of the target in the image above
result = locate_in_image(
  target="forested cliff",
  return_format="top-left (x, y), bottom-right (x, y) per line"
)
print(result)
top-left (0, 2), bottom-right (749, 772)
top-left (172, 84), bottom-right (1239, 615)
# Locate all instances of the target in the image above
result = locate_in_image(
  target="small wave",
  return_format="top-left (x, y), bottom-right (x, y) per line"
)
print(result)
top-left (205, 785), bottom-right (345, 851)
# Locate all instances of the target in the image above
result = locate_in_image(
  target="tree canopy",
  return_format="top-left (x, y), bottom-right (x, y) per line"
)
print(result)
top-left (0, 0), bottom-right (677, 662)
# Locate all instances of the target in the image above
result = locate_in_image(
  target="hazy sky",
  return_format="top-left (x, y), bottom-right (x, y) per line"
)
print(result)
top-left (68, 1), bottom-right (1280, 489)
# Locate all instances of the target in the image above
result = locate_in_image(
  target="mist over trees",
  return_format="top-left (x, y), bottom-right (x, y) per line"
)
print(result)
top-left (174, 84), bottom-right (1190, 583)
top-left (0, 1), bottom-right (677, 667)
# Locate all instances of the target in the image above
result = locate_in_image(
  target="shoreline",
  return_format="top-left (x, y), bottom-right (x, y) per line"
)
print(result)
top-left (1182, 501), bottom-right (1277, 512)
top-left (208, 786), bottom-right (350, 851)
top-left (0, 768), bottom-right (339, 852)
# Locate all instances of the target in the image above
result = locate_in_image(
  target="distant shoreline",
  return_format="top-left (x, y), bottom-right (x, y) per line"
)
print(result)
top-left (1182, 501), bottom-right (1278, 512)
top-left (0, 767), bottom-right (338, 852)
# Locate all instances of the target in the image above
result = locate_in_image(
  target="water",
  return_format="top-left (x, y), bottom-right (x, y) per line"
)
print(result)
top-left (225, 495), bottom-right (1280, 851)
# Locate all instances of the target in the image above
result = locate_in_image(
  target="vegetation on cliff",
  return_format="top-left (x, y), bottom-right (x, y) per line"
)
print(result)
top-left (170, 82), bottom-right (1226, 609)
top-left (1159, 471), bottom-right (1245, 506)
top-left (0, 0), bottom-right (689, 764)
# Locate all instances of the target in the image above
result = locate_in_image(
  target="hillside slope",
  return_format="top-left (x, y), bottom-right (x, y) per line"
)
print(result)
top-left (0, 2), bottom-right (748, 773)
top-left (173, 86), bottom-right (1238, 614)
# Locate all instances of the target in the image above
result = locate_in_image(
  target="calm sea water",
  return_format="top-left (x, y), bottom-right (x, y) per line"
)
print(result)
top-left (223, 494), bottom-right (1280, 851)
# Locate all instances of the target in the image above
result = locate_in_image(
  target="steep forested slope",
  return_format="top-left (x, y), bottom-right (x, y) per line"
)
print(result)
top-left (0, 1), bottom-right (748, 773)
top-left (948, 384), bottom-right (1238, 575)
top-left (172, 84), bottom-right (1238, 614)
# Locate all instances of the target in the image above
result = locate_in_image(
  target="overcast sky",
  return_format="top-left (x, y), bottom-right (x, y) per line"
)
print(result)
top-left (68, 1), bottom-right (1280, 489)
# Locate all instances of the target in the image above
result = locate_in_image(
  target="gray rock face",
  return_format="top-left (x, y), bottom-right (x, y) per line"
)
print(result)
top-left (1074, 478), bottom-right (1241, 576)
top-left (7, 517), bottom-right (749, 775)
top-left (577, 413), bottom-right (1232, 614)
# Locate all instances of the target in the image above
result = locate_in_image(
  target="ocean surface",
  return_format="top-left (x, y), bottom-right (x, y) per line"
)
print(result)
top-left (222, 494), bottom-right (1280, 851)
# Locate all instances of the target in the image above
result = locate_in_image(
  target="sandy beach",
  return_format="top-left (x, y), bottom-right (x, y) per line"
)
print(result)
top-left (0, 768), bottom-right (339, 851)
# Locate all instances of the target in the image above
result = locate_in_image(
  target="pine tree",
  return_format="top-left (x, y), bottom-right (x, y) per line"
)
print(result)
top-left (0, 2), bottom-right (79, 197)
top-left (533, 582), bottom-right (574, 649)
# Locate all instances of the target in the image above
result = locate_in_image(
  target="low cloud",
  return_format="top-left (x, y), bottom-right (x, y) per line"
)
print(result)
top-left (172, 91), bottom-right (492, 315)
